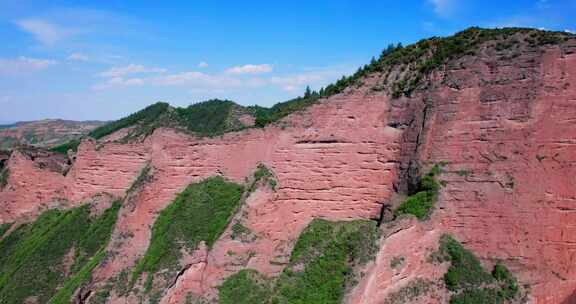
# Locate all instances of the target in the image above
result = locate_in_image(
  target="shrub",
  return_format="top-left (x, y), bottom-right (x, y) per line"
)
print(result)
top-left (439, 235), bottom-right (521, 303)
top-left (248, 164), bottom-right (277, 192)
top-left (394, 165), bottom-right (441, 220)
top-left (0, 168), bottom-right (9, 189)
top-left (218, 269), bottom-right (272, 304)
top-left (383, 279), bottom-right (433, 304)
top-left (439, 235), bottom-right (493, 291)
top-left (492, 263), bottom-right (519, 299)
top-left (230, 222), bottom-right (254, 242)
top-left (0, 223), bottom-right (10, 238)
top-left (449, 288), bottom-right (503, 304)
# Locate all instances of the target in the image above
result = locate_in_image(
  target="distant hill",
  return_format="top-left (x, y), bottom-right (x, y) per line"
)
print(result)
top-left (0, 119), bottom-right (106, 150)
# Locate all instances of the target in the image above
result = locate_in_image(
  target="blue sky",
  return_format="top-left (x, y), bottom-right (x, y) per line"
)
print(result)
top-left (0, 0), bottom-right (575, 123)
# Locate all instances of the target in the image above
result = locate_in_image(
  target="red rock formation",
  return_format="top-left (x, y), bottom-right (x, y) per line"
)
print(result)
top-left (1, 31), bottom-right (575, 303)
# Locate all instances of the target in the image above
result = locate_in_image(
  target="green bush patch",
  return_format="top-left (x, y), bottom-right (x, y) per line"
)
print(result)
top-left (174, 99), bottom-right (248, 136)
top-left (132, 176), bottom-right (244, 289)
top-left (439, 235), bottom-right (521, 303)
top-left (394, 165), bottom-right (441, 220)
top-left (0, 201), bottom-right (121, 304)
top-left (218, 269), bottom-right (273, 304)
top-left (439, 235), bottom-right (493, 291)
top-left (0, 222), bottom-right (11, 238)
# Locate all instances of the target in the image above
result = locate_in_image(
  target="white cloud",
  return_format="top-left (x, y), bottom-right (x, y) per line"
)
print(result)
top-left (225, 64), bottom-right (273, 75)
top-left (151, 71), bottom-right (243, 88)
top-left (91, 76), bottom-right (145, 90)
top-left (198, 61), bottom-right (209, 68)
top-left (0, 56), bottom-right (58, 75)
top-left (565, 29), bottom-right (575, 34)
top-left (269, 68), bottom-right (347, 92)
top-left (487, 15), bottom-right (540, 28)
top-left (99, 64), bottom-right (166, 78)
top-left (67, 53), bottom-right (89, 61)
top-left (428, 0), bottom-right (458, 18)
top-left (92, 62), bottom-right (352, 94)
top-left (15, 19), bottom-right (73, 46)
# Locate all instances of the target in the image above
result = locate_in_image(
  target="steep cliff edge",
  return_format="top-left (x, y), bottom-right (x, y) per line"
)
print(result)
top-left (0, 27), bottom-right (575, 304)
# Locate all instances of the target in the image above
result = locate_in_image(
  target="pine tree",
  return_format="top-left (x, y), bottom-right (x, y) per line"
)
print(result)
top-left (304, 86), bottom-right (312, 98)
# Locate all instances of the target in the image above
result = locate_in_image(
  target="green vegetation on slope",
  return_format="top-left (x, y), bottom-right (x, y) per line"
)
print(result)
top-left (0, 223), bottom-right (11, 238)
top-left (218, 219), bottom-right (380, 304)
top-left (51, 99), bottom-right (250, 153)
top-left (132, 176), bottom-right (244, 289)
top-left (50, 139), bottom-right (81, 154)
top-left (174, 99), bottom-right (246, 136)
top-left (394, 164), bottom-right (441, 220)
top-left (89, 102), bottom-right (170, 140)
top-left (218, 269), bottom-right (273, 304)
top-left (0, 201), bottom-right (121, 304)
top-left (437, 235), bottom-right (520, 304)
top-left (0, 167), bottom-right (8, 189)
top-left (50, 102), bottom-right (170, 153)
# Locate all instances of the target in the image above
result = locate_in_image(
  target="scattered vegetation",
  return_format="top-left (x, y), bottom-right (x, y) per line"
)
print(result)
top-left (382, 279), bottom-right (433, 304)
top-left (0, 202), bottom-right (121, 304)
top-left (394, 164), bottom-right (441, 220)
top-left (131, 176), bottom-right (244, 289)
top-left (126, 163), bottom-right (152, 194)
top-left (0, 168), bottom-right (9, 189)
top-left (218, 269), bottom-right (273, 304)
top-left (390, 256), bottom-right (405, 269)
top-left (248, 163), bottom-right (277, 192)
top-left (437, 235), bottom-right (521, 304)
top-left (218, 219), bottom-right (380, 304)
top-left (230, 221), bottom-right (255, 242)
top-left (378, 27), bottom-right (572, 98)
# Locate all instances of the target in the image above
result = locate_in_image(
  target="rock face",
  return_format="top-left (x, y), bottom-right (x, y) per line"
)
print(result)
top-left (1, 30), bottom-right (576, 303)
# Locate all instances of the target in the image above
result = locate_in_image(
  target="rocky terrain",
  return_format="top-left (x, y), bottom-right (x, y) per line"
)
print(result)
top-left (0, 27), bottom-right (575, 304)
top-left (0, 119), bottom-right (106, 150)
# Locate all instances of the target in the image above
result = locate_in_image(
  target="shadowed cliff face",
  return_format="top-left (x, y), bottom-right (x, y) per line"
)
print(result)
top-left (0, 29), bottom-right (575, 303)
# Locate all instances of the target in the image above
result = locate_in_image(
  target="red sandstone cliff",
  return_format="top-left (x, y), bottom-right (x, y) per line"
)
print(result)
top-left (1, 29), bottom-right (575, 303)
